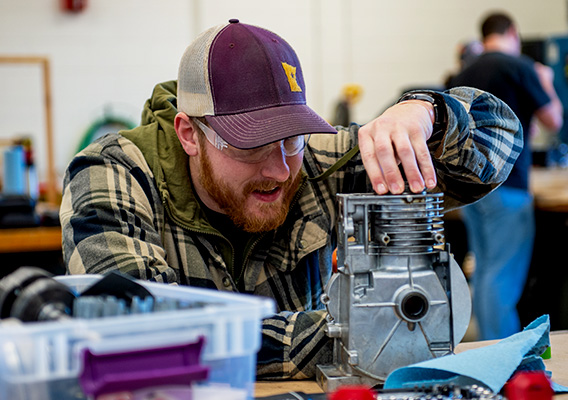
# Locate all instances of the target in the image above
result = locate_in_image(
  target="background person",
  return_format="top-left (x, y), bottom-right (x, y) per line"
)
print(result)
top-left (447, 11), bottom-right (563, 340)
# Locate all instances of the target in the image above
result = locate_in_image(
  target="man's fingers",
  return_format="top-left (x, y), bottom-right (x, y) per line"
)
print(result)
top-left (358, 101), bottom-right (436, 195)
top-left (401, 136), bottom-right (437, 192)
top-left (377, 136), bottom-right (407, 194)
top-left (358, 132), bottom-right (389, 194)
top-left (414, 141), bottom-right (437, 190)
top-left (361, 128), bottom-right (406, 194)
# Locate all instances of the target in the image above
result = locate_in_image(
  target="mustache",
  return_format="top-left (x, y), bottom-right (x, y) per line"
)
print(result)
top-left (244, 178), bottom-right (290, 194)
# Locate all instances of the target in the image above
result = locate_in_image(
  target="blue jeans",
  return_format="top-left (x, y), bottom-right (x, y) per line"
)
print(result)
top-left (461, 186), bottom-right (535, 340)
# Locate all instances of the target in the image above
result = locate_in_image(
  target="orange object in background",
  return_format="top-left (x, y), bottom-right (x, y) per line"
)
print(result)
top-left (332, 248), bottom-right (338, 273)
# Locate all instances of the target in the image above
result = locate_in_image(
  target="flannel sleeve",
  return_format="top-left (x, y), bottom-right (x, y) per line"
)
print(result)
top-left (59, 135), bottom-right (178, 283)
top-left (256, 310), bottom-right (333, 380)
top-left (429, 86), bottom-right (523, 209)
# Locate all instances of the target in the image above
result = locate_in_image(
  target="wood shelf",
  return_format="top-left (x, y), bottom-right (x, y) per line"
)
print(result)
top-left (0, 226), bottom-right (61, 253)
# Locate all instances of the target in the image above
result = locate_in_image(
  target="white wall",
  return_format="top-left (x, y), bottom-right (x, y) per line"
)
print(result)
top-left (0, 0), bottom-right (566, 189)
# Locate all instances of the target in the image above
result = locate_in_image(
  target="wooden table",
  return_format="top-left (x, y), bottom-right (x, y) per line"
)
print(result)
top-left (255, 331), bottom-right (568, 398)
top-left (530, 167), bottom-right (568, 212)
top-left (0, 226), bottom-right (61, 253)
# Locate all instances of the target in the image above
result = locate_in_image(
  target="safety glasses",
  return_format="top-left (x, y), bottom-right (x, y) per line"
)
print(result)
top-left (192, 118), bottom-right (310, 164)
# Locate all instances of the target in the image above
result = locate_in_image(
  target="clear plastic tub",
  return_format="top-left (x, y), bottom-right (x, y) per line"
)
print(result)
top-left (0, 275), bottom-right (275, 400)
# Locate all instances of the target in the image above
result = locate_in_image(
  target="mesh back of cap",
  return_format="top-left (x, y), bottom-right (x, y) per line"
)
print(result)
top-left (177, 23), bottom-right (227, 116)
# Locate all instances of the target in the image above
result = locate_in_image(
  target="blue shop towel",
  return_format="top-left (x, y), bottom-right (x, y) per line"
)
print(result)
top-left (384, 315), bottom-right (568, 393)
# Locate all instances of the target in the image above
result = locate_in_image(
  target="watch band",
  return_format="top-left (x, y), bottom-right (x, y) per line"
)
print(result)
top-left (397, 91), bottom-right (447, 135)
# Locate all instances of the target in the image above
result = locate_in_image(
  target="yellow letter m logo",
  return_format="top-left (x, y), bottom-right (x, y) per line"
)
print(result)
top-left (281, 62), bottom-right (302, 92)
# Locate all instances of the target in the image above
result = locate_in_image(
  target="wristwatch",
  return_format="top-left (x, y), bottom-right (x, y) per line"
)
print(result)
top-left (397, 91), bottom-right (447, 135)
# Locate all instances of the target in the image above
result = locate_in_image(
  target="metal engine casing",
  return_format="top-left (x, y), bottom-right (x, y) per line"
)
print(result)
top-left (316, 192), bottom-right (471, 391)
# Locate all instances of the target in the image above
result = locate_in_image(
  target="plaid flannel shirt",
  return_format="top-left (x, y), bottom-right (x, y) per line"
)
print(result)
top-left (60, 81), bottom-right (522, 380)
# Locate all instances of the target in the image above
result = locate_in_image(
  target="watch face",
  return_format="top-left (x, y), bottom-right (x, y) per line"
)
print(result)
top-left (406, 93), bottom-right (436, 104)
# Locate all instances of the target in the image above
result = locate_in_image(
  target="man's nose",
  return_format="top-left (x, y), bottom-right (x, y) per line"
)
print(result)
top-left (260, 142), bottom-right (291, 182)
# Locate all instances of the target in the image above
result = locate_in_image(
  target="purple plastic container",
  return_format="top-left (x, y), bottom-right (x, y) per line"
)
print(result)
top-left (79, 336), bottom-right (209, 398)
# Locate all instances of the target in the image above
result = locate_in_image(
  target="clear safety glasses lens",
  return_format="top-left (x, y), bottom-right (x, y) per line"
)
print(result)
top-left (192, 118), bottom-right (310, 164)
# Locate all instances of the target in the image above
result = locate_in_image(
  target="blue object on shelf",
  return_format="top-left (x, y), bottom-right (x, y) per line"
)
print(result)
top-left (3, 146), bottom-right (26, 195)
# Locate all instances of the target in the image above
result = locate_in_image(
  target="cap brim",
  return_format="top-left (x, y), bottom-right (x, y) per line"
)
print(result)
top-left (205, 104), bottom-right (337, 149)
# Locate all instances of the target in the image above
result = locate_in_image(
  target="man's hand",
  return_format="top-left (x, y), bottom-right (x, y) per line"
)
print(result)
top-left (534, 62), bottom-right (555, 94)
top-left (358, 100), bottom-right (438, 195)
top-left (533, 62), bottom-right (564, 133)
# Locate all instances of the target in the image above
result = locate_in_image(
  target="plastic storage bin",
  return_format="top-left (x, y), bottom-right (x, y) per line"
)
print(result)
top-left (0, 275), bottom-right (275, 400)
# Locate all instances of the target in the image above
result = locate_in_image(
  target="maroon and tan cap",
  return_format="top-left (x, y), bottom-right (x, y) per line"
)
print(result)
top-left (177, 19), bottom-right (337, 149)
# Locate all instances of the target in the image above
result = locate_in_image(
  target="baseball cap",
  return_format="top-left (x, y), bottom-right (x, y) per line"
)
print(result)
top-left (177, 19), bottom-right (337, 149)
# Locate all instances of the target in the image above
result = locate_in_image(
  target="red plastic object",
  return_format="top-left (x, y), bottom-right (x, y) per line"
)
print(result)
top-left (61, 0), bottom-right (87, 12)
top-left (329, 385), bottom-right (375, 400)
top-left (504, 371), bottom-right (553, 400)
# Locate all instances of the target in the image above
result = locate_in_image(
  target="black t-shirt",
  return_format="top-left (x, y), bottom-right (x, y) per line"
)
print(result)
top-left (448, 52), bottom-right (551, 189)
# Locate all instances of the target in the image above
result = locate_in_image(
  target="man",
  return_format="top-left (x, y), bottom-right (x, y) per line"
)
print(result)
top-left (60, 19), bottom-right (522, 378)
top-left (448, 12), bottom-right (563, 340)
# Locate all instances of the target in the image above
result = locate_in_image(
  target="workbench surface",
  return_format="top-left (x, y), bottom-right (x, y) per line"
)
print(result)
top-left (255, 330), bottom-right (568, 398)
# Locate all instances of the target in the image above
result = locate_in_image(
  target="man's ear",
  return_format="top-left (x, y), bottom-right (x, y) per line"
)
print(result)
top-left (506, 26), bottom-right (519, 41)
top-left (174, 112), bottom-right (199, 156)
